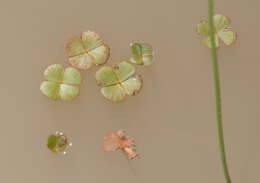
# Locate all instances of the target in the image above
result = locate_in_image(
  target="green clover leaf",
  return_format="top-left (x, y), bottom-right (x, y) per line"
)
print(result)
top-left (66, 31), bottom-right (110, 70)
top-left (130, 42), bottom-right (154, 65)
top-left (47, 135), bottom-right (57, 150)
top-left (95, 60), bottom-right (143, 102)
top-left (40, 64), bottom-right (82, 101)
top-left (197, 14), bottom-right (237, 48)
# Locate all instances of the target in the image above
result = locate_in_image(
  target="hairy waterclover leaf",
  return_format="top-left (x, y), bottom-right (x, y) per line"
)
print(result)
top-left (40, 64), bottom-right (82, 101)
top-left (102, 129), bottom-right (139, 160)
top-left (95, 61), bottom-right (143, 102)
top-left (130, 42), bottom-right (154, 65)
top-left (47, 132), bottom-right (72, 154)
top-left (102, 133), bottom-right (120, 152)
top-left (197, 14), bottom-right (237, 48)
top-left (66, 31), bottom-right (110, 70)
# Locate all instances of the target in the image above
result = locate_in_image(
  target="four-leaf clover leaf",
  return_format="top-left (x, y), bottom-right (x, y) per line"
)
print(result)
top-left (95, 60), bottom-right (143, 102)
top-left (197, 14), bottom-right (237, 48)
top-left (130, 42), bottom-right (154, 65)
top-left (40, 64), bottom-right (82, 101)
top-left (66, 31), bottom-right (110, 70)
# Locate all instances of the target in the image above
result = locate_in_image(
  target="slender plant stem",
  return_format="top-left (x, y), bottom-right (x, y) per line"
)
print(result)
top-left (208, 1), bottom-right (232, 183)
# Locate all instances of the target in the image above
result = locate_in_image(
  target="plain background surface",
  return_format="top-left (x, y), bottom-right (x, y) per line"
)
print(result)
top-left (0, 0), bottom-right (259, 182)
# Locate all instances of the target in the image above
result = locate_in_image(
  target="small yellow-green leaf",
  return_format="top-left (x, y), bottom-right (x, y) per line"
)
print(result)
top-left (141, 44), bottom-right (153, 55)
top-left (121, 75), bottom-right (142, 96)
top-left (197, 21), bottom-right (209, 36)
top-left (114, 61), bottom-right (135, 82)
top-left (81, 31), bottom-right (103, 51)
top-left (88, 45), bottom-right (109, 65)
top-left (203, 34), bottom-right (219, 48)
top-left (131, 43), bottom-right (142, 56)
top-left (130, 55), bottom-right (143, 65)
top-left (214, 14), bottom-right (230, 32)
top-left (130, 43), bottom-right (154, 65)
top-left (66, 37), bottom-right (85, 57)
top-left (59, 84), bottom-right (79, 101)
top-left (95, 66), bottom-right (117, 87)
top-left (63, 67), bottom-right (82, 85)
top-left (68, 54), bottom-right (93, 70)
top-left (40, 81), bottom-right (60, 100)
top-left (218, 28), bottom-right (237, 46)
top-left (143, 55), bottom-right (154, 66)
top-left (44, 64), bottom-right (64, 82)
top-left (101, 84), bottom-right (126, 102)
top-left (47, 135), bottom-right (57, 151)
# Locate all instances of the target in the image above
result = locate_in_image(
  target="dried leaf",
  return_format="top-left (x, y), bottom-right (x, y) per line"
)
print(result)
top-left (102, 133), bottom-right (121, 152)
top-left (102, 130), bottom-right (139, 160)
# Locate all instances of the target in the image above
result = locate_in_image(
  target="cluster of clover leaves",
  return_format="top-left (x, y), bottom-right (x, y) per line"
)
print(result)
top-left (40, 14), bottom-right (236, 103)
top-left (40, 31), bottom-right (155, 102)
top-left (44, 13), bottom-right (237, 172)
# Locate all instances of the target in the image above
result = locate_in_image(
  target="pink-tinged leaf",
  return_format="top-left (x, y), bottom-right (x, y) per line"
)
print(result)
top-left (120, 138), bottom-right (135, 148)
top-left (124, 147), bottom-right (139, 160)
top-left (66, 31), bottom-right (110, 70)
top-left (116, 129), bottom-right (127, 138)
top-left (102, 133), bottom-right (120, 152)
top-left (103, 130), bottom-right (139, 160)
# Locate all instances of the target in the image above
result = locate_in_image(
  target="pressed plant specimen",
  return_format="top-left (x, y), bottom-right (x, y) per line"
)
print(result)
top-left (66, 31), bottom-right (110, 70)
top-left (47, 131), bottom-right (72, 154)
top-left (197, 0), bottom-right (237, 182)
top-left (102, 129), bottom-right (139, 159)
top-left (95, 60), bottom-right (143, 102)
top-left (130, 42), bottom-right (154, 66)
top-left (197, 14), bottom-right (236, 48)
top-left (40, 64), bottom-right (82, 101)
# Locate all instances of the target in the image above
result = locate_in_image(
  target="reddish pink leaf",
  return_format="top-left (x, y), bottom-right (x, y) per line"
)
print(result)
top-left (103, 130), bottom-right (139, 160)
top-left (102, 133), bottom-right (121, 152)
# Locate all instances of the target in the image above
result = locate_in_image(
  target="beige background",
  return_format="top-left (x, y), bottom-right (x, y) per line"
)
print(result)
top-left (0, 0), bottom-right (259, 182)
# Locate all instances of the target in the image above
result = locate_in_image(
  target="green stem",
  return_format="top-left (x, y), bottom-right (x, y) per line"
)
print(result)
top-left (208, 1), bottom-right (232, 183)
